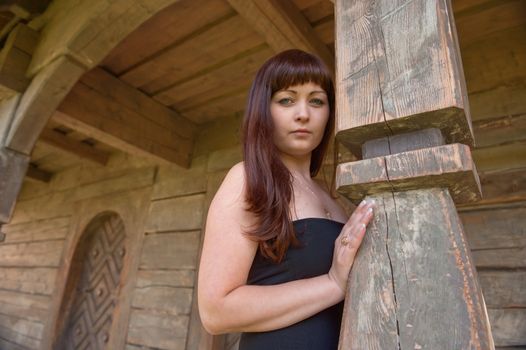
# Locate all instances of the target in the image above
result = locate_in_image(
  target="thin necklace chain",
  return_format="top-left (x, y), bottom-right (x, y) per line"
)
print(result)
top-left (294, 175), bottom-right (332, 219)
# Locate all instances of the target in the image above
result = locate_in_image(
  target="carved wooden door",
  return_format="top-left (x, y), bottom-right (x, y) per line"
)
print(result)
top-left (59, 213), bottom-right (126, 349)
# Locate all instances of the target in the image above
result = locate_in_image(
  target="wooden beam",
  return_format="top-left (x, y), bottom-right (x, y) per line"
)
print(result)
top-left (335, 0), bottom-right (493, 348)
top-left (5, 55), bottom-right (86, 155)
top-left (39, 128), bottom-right (110, 166)
top-left (54, 69), bottom-right (197, 167)
top-left (0, 0), bottom-right (50, 14)
top-left (0, 23), bottom-right (38, 100)
top-left (0, 147), bottom-right (28, 223)
top-left (226, 0), bottom-right (334, 71)
top-left (25, 163), bottom-right (52, 183)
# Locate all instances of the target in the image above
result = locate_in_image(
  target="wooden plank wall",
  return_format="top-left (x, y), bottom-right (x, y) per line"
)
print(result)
top-left (0, 113), bottom-right (243, 350)
top-left (0, 152), bottom-right (159, 349)
top-left (460, 206), bottom-right (526, 348)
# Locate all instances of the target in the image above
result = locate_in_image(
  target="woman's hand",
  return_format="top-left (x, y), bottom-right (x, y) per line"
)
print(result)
top-left (328, 199), bottom-right (375, 297)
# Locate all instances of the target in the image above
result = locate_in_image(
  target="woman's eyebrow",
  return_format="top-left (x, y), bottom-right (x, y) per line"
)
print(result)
top-left (278, 90), bottom-right (326, 94)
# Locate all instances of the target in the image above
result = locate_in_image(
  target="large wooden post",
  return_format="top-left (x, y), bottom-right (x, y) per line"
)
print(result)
top-left (334, 0), bottom-right (494, 349)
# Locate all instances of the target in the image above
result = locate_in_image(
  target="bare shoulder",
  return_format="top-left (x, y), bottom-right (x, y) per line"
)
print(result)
top-left (212, 162), bottom-right (246, 206)
top-left (208, 162), bottom-right (254, 228)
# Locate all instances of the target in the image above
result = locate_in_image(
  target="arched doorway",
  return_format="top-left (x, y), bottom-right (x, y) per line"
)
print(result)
top-left (56, 211), bottom-right (126, 349)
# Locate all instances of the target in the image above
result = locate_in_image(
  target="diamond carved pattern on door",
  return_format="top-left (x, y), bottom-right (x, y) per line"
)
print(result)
top-left (58, 212), bottom-right (126, 350)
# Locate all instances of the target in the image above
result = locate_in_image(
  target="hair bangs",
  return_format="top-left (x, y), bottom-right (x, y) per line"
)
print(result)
top-left (269, 52), bottom-right (332, 95)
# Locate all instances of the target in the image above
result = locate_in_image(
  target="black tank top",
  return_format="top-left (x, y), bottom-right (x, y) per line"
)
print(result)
top-left (238, 218), bottom-right (345, 350)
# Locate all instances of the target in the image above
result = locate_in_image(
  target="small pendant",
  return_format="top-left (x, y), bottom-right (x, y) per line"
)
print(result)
top-left (325, 209), bottom-right (332, 219)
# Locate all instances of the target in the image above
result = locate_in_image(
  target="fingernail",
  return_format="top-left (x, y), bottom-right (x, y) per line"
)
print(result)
top-left (367, 207), bottom-right (373, 214)
top-left (358, 200), bottom-right (366, 207)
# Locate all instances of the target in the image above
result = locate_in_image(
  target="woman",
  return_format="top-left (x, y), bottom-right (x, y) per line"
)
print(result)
top-left (198, 49), bottom-right (375, 349)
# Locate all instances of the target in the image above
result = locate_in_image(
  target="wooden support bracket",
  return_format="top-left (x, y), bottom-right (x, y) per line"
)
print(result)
top-left (336, 143), bottom-right (482, 204)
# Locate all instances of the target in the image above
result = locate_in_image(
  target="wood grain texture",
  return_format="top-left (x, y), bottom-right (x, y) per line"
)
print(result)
top-left (126, 309), bottom-right (188, 350)
top-left (102, 0), bottom-right (234, 75)
top-left (478, 271), bottom-right (526, 308)
top-left (55, 79), bottom-right (194, 167)
top-left (39, 128), bottom-right (110, 166)
top-left (487, 309), bottom-right (526, 347)
top-left (335, 0), bottom-right (473, 152)
top-left (336, 143), bottom-right (481, 204)
top-left (227, 0), bottom-right (334, 71)
top-left (120, 14), bottom-right (263, 92)
top-left (0, 23), bottom-right (37, 98)
top-left (341, 188), bottom-right (493, 349)
top-left (458, 169), bottom-right (526, 208)
top-left (139, 231), bottom-right (200, 270)
top-left (80, 68), bottom-right (196, 140)
top-left (6, 55), bottom-right (85, 155)
top-left (27, 0), bottom-right (183, 76)
top-left (0, 147), bottom-right (29, 223)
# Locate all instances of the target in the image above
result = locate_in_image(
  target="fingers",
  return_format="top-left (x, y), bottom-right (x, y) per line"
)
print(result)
top-left (341, 199), bottom-right (375, 236)
top-left (344, 199), bottom-right (375, 230)
top-left (339, 198), bottom-right (375, 252)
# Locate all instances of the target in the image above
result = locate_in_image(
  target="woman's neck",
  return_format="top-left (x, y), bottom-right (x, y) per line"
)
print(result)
top-left (279, 152), bottom-right (312, 179)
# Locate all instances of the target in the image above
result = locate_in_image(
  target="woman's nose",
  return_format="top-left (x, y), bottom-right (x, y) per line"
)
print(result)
top-left (294, 101), bottom-right (310, 122)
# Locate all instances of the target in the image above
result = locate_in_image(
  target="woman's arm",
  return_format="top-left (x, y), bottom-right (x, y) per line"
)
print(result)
top-left (197, 163), bottom-right (374, 335)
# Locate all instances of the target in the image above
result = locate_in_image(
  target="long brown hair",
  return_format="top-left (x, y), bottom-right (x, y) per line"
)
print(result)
top-left (242, 49), bottom-right (335, 263)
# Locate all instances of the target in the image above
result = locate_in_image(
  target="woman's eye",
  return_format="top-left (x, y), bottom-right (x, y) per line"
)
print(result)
top-left (278, 98), bottom-right (294, 105)
top-left (310, 98), bottom-right (325, 106)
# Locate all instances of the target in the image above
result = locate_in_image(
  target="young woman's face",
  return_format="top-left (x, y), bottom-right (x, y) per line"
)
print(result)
top-left (270, 82), bottom-right (330, 159)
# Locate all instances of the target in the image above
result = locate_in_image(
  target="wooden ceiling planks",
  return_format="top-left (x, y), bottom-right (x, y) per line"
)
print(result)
top-left (101, 0), bottom-right (234, 75)
top-left (181, 88), bottom-right (248, 124)
top-left (156, 45), bottom-right (272, 108)
top-left (98, 0), bottom-right (337, 125)
top-left (119, 14), bottom-right (265, 93)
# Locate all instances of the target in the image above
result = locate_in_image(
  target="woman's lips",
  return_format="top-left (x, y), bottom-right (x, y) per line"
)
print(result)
top-left (291, 129), bottom-right (311, 134)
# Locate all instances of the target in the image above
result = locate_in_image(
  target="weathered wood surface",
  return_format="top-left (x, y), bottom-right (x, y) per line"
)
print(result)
top-left (127, 309), bottom-right (188, 350)
top-left (25, 164), bottom-right (52, 183)
top-left (0, 147), bottom-right (29, 223)
top-left (154, 45), bottom-right (272, 109)
top-left (487, 309), bottom-right (526, 347)
top-left (81, 68), bottom-right (196, 140)
top-left (362, 128), bottom-right (444, 159)
top-left (458, 169), bottom-right (526, 209)
top-left (335, 0), bottom-right (472, 152)
top-left (461, 206), bottom-right (526, 269)
top-left (5, 55), bottom-right (85, 155)
top-left (27, 0), bottom-right (184, 76)
top-left (152, 155), bottom-right (207, 200)
top-left (145, 195), bottom-right (205, 233)
top-left (0, 23), bottom-right (37, 99)
top-left (120, 14), bottom-right (262, 91)
top-left (39, 128), bottom-right (110, 165)
top-left (140, 231), bottom-right (200, 270)
top-left (55, 79), bottom-right (194, 167)
top-left (102, 0), bottom-right (233, 75)
top-left (341, 189), bottom-right (493, 349)
top-left (336, 143), bottom-right (481, 204)
top-left (478, 271), bottom-right (526, 308)
top-left (41, 187), bottom-right (152, 350)
top-left (227, 0), bottom-right (334, 71)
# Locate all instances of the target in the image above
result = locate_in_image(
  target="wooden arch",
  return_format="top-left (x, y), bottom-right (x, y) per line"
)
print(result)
top-left (3, 0), bottom-right (187, 157)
